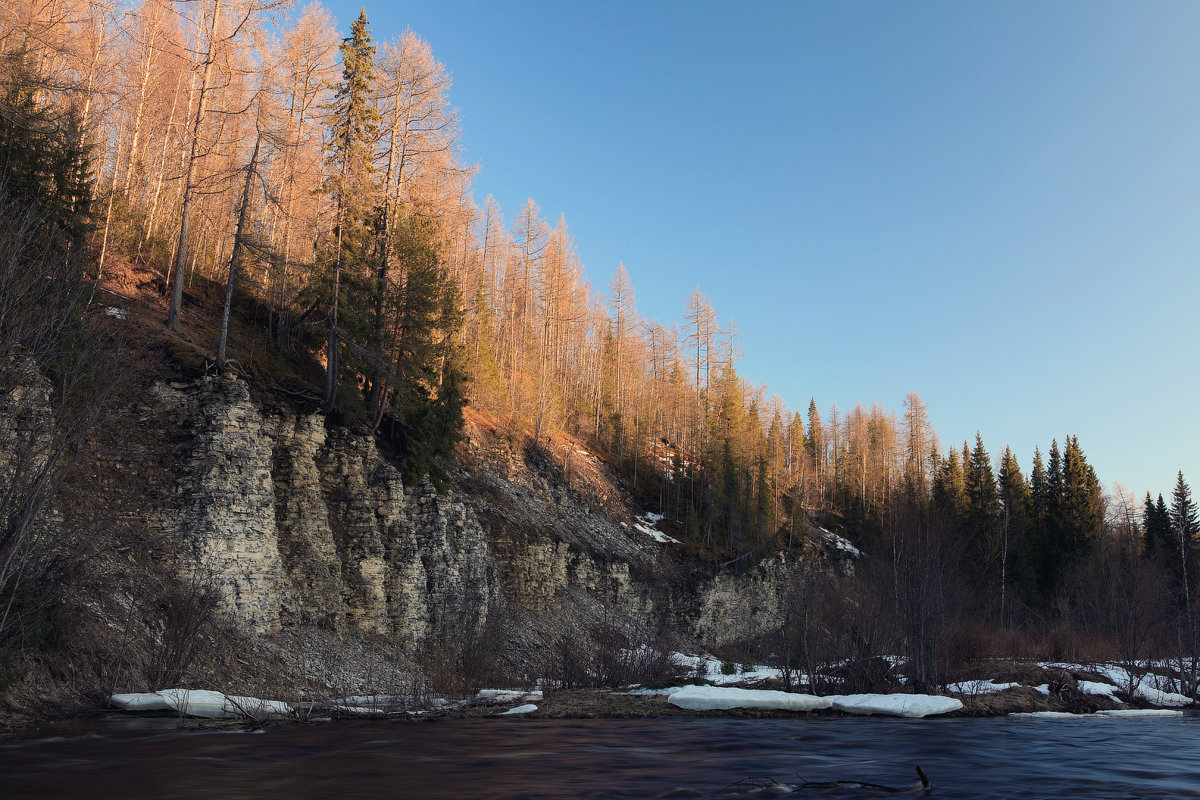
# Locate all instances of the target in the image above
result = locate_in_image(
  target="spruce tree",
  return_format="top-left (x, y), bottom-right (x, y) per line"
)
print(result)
top-left (933, 447), bottom-right (967, 523)
top-left (963, 434), bottom-right (1000, 614)
top-left (0, 56), bottom-right (93, 249)
top-left (998, 446), bottom-right (1033, 617)
top-left (1171, 472), bottom-right (1200, 544)
top-left (965, 433), bottom-right (999, 531)
top-left (377, 213), bottom-right (466, 486)
top-left (1060, 436), bottom-right (1101, 556)
top-left (1029, 447), bottom-right (1048, 525)
top-left (1144, 492), bottom-right (1172, 559)
top-left (321, 9), bottom-right (381, 414)
top-left (1027, 447), bottom-right (1049, 600)
top-left (806, 398), bottom-right (823, 496)
top-left (1035, 439), bottom-right (1066, 597)
top-left (1169, 472), bottom-right (1199, 608)
top-left (1035, 436), bottom-right (1100, 599)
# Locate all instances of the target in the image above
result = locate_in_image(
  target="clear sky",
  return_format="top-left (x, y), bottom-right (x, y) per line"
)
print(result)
top-left (326, 0), bottom-right (1200, 501)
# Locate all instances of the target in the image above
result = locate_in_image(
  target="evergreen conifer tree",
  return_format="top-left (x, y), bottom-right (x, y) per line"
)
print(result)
top-left (1171, 472), bottom-right (1199, 544)
top-left (1169, 472), bottom-right (1199, 607)
top-left (962, 433), bottom-right (1001, 614)
top-left (998, 446), bottom-right (1033, 617)
top-left (1060, 436), bottom-right (1101, 555)
top-left (806, 398), bottom-right (823, 497)
top-left (965, 433), bottom-right (999, 529)
top-left (1026, 446), bottom-right (1050, 603)
top-left (321, 9), bottom-right (381, 414)
top-left (0, 55), bottom-right (93, 249)
top-left (933, 447), bottom-right (967, 523)
top-left (1144, 492), bottom-right (1172, 559)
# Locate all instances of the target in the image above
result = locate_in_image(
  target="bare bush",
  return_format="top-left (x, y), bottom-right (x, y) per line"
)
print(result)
top-left (419, 601), bottom-right (518, 699)
top-left (0, 192), bottom-right (124, 684)
top-left (546, 615), bottom-right (679, 690)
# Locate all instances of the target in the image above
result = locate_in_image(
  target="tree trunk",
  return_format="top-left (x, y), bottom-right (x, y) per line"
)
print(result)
top-left (168, 0), bottom-right (221, 331)
top-left (217, 134), bottom-right (260, 369)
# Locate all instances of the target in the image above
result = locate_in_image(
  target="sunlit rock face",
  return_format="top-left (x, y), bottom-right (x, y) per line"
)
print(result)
top-left (149, 376), bottom-right (502, 645)
top-left (140, 375), bottom-right (818, 653)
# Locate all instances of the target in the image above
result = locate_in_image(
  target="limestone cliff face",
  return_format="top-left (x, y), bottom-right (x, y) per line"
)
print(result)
top-left (148, 376), bottom-right (501, 647)
top-left (140, 375), bottom-right (808, 653)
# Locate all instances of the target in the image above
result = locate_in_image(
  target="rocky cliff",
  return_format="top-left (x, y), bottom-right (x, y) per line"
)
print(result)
top-left (2, 363), bottom-right (822, 699)
top-left (138, 375), bottom-right (813, 654)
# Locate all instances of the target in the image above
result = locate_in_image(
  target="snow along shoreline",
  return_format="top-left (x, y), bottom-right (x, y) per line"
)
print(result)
top-left (106, 659), bottom-right (1196, 722)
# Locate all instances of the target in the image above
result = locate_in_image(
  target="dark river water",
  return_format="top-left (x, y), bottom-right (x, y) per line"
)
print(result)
top-left (3, 714), bottom-right (1199, 799)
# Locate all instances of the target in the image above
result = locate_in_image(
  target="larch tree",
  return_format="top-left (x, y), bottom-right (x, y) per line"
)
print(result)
top-left (607, 262), bottom-right (637, 456)
top-left (271, 1), bottom-right (338, 336)
top-left (167, 0), bottom-right (224, 331)
top-left (902, 391), bottom-right (936, 493)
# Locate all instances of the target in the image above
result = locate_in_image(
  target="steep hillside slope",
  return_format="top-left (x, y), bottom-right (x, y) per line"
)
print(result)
top-left (0, 261), bottom-right (837, 716)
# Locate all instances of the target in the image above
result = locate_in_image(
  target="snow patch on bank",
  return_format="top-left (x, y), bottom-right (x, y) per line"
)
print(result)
top-left (667, 685), bottom-right (831, 712)
top-left (667, 652), bottom-right (786, 685)
top-left (946, 680), bottom-right (1020, 695)
top-left (155, 689), bottom-right (292, 719)
top-left (476, 689), bottom-right (543, 704)
top-left (109, 693), bottom-right (172, 712)
top-left (1042, 662), bottom-right (1196, 707)
top-left (1077, 680), bottom-right (1121, 701)
top-left (664, 686), bottom-right (961, 717)
top-left (829, 693), bottom-right (962, 718)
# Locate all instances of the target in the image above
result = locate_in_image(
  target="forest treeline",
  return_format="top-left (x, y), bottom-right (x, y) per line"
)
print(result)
top-left (3, 0), bottom-right (1200, 688)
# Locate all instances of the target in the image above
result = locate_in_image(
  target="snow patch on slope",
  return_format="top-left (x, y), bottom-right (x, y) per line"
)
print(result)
top-left (634, 512), bottom-right (678, 544)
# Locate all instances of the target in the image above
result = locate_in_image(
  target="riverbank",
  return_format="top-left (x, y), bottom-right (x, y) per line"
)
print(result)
top-left (6, 657), bottom-right (1195, 739)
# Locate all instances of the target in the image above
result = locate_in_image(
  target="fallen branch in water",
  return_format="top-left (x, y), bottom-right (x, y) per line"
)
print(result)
top-left (718, 765), bottom-right (931, 795)
top-left (798, 765), bottom-right (931, 793)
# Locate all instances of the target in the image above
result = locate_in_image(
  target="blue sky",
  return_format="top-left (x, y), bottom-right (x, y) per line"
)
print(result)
top-left (328, 0), bottom-right (1200, 500)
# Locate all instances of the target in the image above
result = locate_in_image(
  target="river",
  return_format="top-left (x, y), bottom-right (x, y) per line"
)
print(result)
top-left (3, 714), bottom-right (1198, 798)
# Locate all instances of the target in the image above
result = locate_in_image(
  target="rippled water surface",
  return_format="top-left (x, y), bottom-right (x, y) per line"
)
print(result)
top-left (4, 714), bottom-right (1200, 798)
